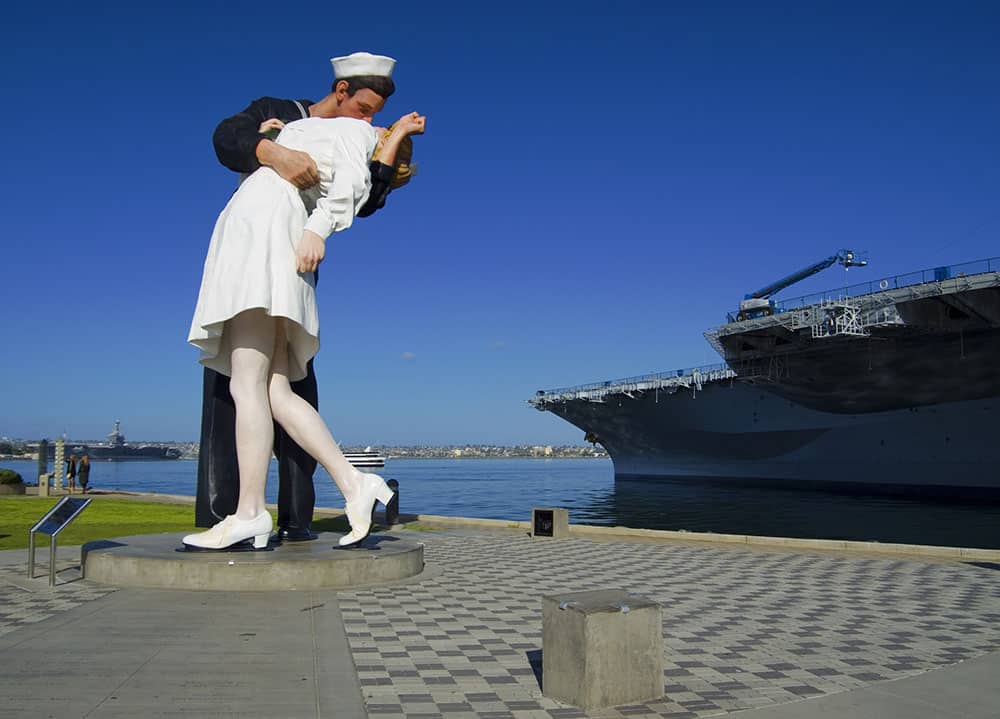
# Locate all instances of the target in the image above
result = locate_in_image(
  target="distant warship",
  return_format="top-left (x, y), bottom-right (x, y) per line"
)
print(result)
top-left (531, 254), bottom-right (1000, 494)
top-left (61, 420), bottom-right (182, 461)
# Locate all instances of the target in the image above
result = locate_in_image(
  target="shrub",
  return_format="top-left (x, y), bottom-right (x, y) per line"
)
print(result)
top-left (0, 469), bottom-right (24, 485)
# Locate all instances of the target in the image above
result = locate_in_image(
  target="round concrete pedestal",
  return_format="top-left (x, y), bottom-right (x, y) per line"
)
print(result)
top-left (82, 532), bottom-right (423, 591)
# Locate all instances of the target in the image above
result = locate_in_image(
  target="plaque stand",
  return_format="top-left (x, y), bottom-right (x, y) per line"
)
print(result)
top-left (28, 497), bottom-right (92, 586)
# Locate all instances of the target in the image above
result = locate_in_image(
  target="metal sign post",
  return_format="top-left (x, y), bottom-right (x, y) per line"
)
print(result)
top-left (28, 497), bottom-right (92, 586)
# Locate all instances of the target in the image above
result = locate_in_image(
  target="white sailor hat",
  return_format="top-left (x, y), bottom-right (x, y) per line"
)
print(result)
top-left (330, 52), bottom-right (396, 79)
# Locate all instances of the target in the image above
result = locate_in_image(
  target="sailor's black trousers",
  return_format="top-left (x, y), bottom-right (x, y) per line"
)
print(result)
top-left (194, 362), bottom-right (317, 531)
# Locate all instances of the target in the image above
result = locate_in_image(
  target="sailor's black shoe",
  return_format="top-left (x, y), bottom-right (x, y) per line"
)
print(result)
top-left (273, 526), bottom-right (318, 543)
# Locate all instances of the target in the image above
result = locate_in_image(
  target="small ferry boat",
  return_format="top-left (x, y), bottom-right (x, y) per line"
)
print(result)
top-left (344, 446), bottom-right (386, 468)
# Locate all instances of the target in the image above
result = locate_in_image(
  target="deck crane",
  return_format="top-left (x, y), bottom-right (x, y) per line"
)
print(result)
top-left (735, 249), bottom-right (867, 321)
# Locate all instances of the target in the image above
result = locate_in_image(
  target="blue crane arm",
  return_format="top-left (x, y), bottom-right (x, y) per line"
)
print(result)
top-left (746, 249), bottom-right (866, 300)
top-left (747, 255), bottom-right (839, 299)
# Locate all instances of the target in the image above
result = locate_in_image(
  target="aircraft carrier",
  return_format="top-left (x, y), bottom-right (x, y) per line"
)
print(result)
top-left (530, 255), bottom-right (1000, 494)
top-left (51, 421), bottom-right (182, 461)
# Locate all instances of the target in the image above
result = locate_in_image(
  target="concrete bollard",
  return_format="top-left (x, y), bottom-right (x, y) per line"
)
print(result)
top-left (542, 588), bottom-right (664, 711)
top-left (532, 507), bottom-right (569, 538)
top-left (37, 473), bottom-right (51, 497)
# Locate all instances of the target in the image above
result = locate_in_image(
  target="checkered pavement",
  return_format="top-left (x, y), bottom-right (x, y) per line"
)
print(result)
top-left (340, 530), bottom-right (1000, 718)
top-left (1, 528), bottom-right (998, 718)
top-left (0, 561), bottom-right (117, 638)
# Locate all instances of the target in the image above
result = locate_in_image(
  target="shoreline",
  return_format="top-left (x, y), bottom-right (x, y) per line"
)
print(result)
top-left (44, 488), bottom-right (1000, 562)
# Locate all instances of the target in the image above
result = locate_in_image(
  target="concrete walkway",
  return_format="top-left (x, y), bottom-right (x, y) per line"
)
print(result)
top-left (1, 524), bottom-right (999, 718)
top-left (0, 550), bottom-right (365, 718)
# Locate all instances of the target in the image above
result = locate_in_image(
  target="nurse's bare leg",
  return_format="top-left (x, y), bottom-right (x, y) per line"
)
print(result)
top-left (228, 309), bottom-right (276, 519)
top-left (269, 321), bottom-right (394, 546)
top-left (267, 320), bottom-right (362, 502)
top-left (182, 308), bottom-right (275, 550)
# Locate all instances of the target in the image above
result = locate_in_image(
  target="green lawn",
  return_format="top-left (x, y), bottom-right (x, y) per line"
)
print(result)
top-left (0, 496), bottom-right (351, 550)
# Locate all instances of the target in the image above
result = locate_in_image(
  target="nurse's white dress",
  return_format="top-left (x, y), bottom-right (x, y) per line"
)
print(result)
top-left (188, 117), bottom-right (377, 382)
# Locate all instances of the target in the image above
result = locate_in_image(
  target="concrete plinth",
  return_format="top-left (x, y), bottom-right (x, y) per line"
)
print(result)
top-left (542, 588), bottom-right (664, 711)
top-left (82, 532), bottom-right (424, 591)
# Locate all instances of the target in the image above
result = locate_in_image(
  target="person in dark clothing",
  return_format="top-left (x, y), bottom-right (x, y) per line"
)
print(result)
top-left (78, 454), bottom-right (91, 493)
top-left (66, 454), bottom-right (77, 494)
top-left (196, 53), bottom-right (407, 541)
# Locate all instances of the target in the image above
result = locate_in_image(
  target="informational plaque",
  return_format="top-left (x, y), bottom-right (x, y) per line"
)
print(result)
top-left (533, 509), bottom-right (555, 537)
top-left (531, 507), bottom-right (569, 538)
top-left (32, 497), bottom-right (91, 536)
top-left (29, 496), bottom-right (92, 585)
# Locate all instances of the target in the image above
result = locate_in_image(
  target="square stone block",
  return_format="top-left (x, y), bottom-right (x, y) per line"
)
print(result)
top-left (542, 588), bottom-right (663, 711)
top-left (532, 507), bottom-right (569, 538)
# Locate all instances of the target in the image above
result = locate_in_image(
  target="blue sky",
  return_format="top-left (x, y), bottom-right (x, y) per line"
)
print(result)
top-left (1, 1), bottom-right (998, 444)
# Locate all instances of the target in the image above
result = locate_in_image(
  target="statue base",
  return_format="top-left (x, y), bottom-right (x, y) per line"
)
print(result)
top-left (82, 532), bottom-right (424, 591)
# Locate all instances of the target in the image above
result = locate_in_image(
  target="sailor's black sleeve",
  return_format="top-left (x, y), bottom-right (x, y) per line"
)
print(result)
top-left (212, 97), bottom-right (284, 174)
top-left (357, 161), bottom-right (395, 218)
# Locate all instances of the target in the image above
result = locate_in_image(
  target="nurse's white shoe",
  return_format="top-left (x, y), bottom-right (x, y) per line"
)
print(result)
top-left (338, 474), bottom-right (394, 548)
top-left (183, 511), bottom-right (272, 550)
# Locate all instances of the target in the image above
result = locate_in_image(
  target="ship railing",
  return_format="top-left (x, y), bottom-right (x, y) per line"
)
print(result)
top-left (531, 362), bottom-right (737, 404)
top-left (773, 255), bottom-right (1000, 313)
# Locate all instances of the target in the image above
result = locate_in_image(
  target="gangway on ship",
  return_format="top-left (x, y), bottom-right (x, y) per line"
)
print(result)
top-left (810, 300), bottom-right (870, 339)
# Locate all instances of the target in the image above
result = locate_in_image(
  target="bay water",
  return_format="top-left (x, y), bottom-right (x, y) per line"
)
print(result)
top-left (4, 457), bottom-right (1000, 549)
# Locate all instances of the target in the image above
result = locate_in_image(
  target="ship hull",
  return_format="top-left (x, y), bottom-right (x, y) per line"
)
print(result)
top-left (547, 380), bottom-right (998, 492)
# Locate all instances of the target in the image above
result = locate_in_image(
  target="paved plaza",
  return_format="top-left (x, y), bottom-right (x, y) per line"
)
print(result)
top-left (2, 522), bottom-right (1000, 718)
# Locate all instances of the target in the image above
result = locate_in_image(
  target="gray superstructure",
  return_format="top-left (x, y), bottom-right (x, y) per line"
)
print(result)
top-left (531, 257), bottom-right (1000, 493)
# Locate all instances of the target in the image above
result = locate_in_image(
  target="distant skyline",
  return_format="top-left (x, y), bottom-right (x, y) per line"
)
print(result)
top-left (2, 1), bottom-right (998, 444)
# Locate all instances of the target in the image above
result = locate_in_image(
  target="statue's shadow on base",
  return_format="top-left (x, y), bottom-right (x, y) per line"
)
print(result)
top-left (82, 539), bottom-right (126, 553)
top-left (170, 532), bottom-right (402, 553)
top-left (174, 542), bottom-right (274, 554)
top-left (333, 534), bottom-right (401, 551)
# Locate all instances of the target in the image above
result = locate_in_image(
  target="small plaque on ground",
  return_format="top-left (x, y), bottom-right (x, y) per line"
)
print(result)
top-left (534, 509), bottom-right (555, 537)
top-left (532, 507), bottom-right (569, 538)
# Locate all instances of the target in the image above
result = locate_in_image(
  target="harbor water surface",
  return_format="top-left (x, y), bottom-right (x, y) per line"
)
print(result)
top-left (4, 457), bottom-right (1000, 549)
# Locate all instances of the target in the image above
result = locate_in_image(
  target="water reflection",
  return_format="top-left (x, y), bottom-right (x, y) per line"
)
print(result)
top-left (576, 477), bottom-right (1000, 549)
